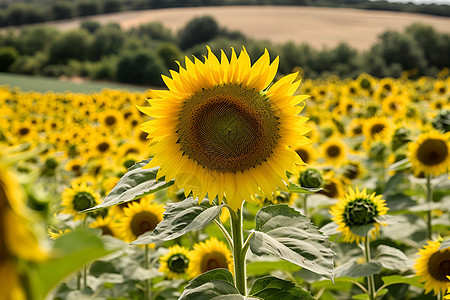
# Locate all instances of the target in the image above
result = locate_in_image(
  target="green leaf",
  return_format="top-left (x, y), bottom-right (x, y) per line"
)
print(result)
top-left (373, 245), bottom-right (412, 271)
top-left (387, 158), bottom-right (411, 172)
top-left (312, 277), bottom-right (358, 291)
top-left (132, 197), bottom-right (223, 245)
top-left (28, 229), bottom-right (116, 299)
top-left (82, 159), bottom-right (174, 212)
top-left (381, 275), bottom-right (423, 288)
top-left (286, 182), bottom-right (322, 194)
top-left (249, 204), bottom-right (335, 279)
top-left (335, 261), bottom-right (382, 278)
top-left (179, 269), bottom-right (244, 300)
top-left (247, 260), bottom-right (302, 276)
top-left (384, 173), bottom-right (406, 195)
top-left (348, 223), bottom-right (375, 237)
top-left (249, 276), bottom-right (315, 300)
top-left (439, 238), bottom-right (450, 250)
top-left (352, 294), bottom-right (369, 299)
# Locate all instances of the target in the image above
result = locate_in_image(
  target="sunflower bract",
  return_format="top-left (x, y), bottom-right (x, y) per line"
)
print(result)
top-left (139, 47), bottom-right (310, 211)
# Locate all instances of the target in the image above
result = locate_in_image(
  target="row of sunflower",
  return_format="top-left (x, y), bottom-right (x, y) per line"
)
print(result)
top-left (1, 62), bottom-right (449, 299)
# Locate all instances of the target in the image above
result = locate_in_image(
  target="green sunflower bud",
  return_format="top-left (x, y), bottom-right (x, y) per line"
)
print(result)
top-left (299, 168), bottom-right (324, 189)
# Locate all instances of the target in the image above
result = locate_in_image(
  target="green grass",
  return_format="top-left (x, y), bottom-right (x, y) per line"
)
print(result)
top-left (0, 72), bottom-right (147, 93)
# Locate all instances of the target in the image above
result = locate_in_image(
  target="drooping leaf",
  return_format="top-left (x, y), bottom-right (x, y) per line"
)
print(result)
top-left (286, 182), bottom-right (322, 194)
top-left (380, 275), bottom-right (422, 288)
top-left (348, 223), bottom-right (375, 237)
top-left (179, 269), bottom-right (244, 300)
top-left (249, 204), bottom-right (335, 279)
top-left (132, 197), bottom-right (223, 245)
top-left (28, 229), bottom-right (117, 299)
top-left (439, 238), bottom-right (450, 250)
top-left (373, 245), bottom-right (412, 271)
top-left (82, 159), bottom-right (174, 212)
top-left (249, 276), bottom-right (315, 300)
top-left (334, 261), bottom-right (382, 278)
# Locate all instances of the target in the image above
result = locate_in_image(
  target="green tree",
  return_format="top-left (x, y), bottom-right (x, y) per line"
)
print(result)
top-left (0, 46), bottom-right (19, 72)
top-left (116, 50), bottom-right (165, 85)
top-left (178, 15), bottom-right (219, 50)
top-left (89, 26), bottom-right (125, 61)
top-left (49, 29), bottom-right (92, 64)
top-left (157, 42), bottom-right (183, 71)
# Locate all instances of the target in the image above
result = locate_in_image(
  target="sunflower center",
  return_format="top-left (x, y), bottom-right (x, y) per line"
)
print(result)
top-left (130, 211), bottom-right (159, 237)
top-left (201, 252), bottom-right (228, 273)
top-left (105, 116), bottom-right (117, 126)
top-left (167, 254), bottom-right (189, 274)
top-left (177, 84), bottom-right (279, 172)
top-left (428, 250), bottom-right (450, 281)
top-left (99, 225), bottom-right (113, 236)
top-left (344, 198), bottom-right (377, 226)
top-left (97, 142), bottom-right (110, 153)
top-left (370, 124), bottom-right (385, 137)
top-left (417, 138), bottom-right (448, 166)
top-left (295, 149), bottom-right (309, 164)
top-left (319, 181), bottom-right (339, 199)
top-left (326, 145), bottom-right (341, 158)
top-left (19, 128), bottom-right (30, 136)
top-left (72, 191), bottom-right (96, 212)
top-left (343, 163), bottom-right (359, 180)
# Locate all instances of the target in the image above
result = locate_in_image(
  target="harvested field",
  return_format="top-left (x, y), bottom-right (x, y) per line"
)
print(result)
top-left (33, 6), bottom-right (450, 50)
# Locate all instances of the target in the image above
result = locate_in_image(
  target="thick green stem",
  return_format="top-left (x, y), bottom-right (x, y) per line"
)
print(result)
top-left (229, 207), bottom-right (247, 296)
top-left (364, 235), bottom-right (376, 300)
top-left (426, 175), bottom-right (433, 240)
top-left (144, 244), bottom-right (151, 300)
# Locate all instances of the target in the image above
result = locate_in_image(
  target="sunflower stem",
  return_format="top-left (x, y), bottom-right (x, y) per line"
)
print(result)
top-left (144, 244), bottom-right (151, 300)
top-left (213, 219), bottom-right (233, 249)
top-left (303, 194), bottom-right (309, 217)
top-left (364, 235), bottom-right (376, 300)
top-left (426, 174), bottom-right (433, 240)
top-left (229, 206), bottom-right (247, 296)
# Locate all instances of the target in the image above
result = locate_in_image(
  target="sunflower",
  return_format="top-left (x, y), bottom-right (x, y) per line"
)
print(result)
top-left (414, 239), bottom-right (450, 296)
top-left (89, 216), bottom-right (118, 237)
top-left (294, 144), bottom-right (316, 165)
top-left (409, 131), bottom-right (450, 177)
top-left (341, 160), bottom-right (365, 181)
top-left (363, 117), bottom-right (393, 147)
top-left (116, 196), bottom-right (164, 243)
top-left (98, 109), bottom-right (124, 130)
top-left (445, 276), bottom-right (450, 299)
top-left (159, 245), bottom-right (191, 279)
top-left (48, 229), bottom-right (71, 240)
top-left (329, 187), bottom-right (388, 243)
top-left (187, 237), bottom-right (233, 279)
top-left (139, 47), bottom-right (310, 211)
top-left (381, 94), bottom-right (409, 118)
top-left (317, 172), bottom-right (346, 199)
top-left (321, 138), bottom-right (347, 165)
top-left (61, 181), bottom-right (101, 220)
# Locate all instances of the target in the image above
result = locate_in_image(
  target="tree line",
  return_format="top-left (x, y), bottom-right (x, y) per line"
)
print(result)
top-left (0, 0), bottom-right (450, 28)
top-left (0, 16), bottom-right (448, 86)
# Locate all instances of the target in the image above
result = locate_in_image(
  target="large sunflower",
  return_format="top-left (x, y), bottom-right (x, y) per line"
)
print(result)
top-left (139, 47), bottom-right (310, 211)
top-left (409, 131), bottom-right (450, 177)
top-left (329, 187), bottom-right (388, 243)
top-left (187, 237), bottom-right (233, 279)
top-left (159, 245), bottom-right (191, 279)
top-left (414, 239), bottom-right (450, 296)
top-left (116, 196), bottom-right (165, 243)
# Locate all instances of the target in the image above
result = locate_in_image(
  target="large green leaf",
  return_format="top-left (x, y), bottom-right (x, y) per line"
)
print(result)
top-left (28, 229), bottom-right (118, 299)
top-left (82, 159), bottom-right (174, 212)
top-left (380, 275), bottom-right (422, 288)
top-left (179, 269), bottom-right (244, 300)
top-left (373, 245), bottom-right (412, 271)
top-left (249, 205), bottom-right (335, 279)
top-left (334, 261), bottom-right (382, 278)
top-left (247, 260), bottom-right (302, 276)
top-left (132, 197), bottom-right (223, 245)
top-left (249, 276), bottom-right (315, 300)
top-left (286, 182), bottom-right (322, 194)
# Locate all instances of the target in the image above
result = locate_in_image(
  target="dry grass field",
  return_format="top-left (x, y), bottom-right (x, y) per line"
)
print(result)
top-left (40, 6), bottom-right (450, 50)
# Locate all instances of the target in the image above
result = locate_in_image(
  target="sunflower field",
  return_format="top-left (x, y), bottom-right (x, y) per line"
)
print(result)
top-left (1, 48), bottom-right (450, 300)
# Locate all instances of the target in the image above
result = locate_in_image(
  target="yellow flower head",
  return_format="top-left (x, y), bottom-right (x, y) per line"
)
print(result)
top-left (89, 216), bottom-right (118, 237)
top-left (329, 187), bottom-right (388, 243)
top-left (187, 237), bottom-right (233, 279)
top-left (321, 138), bottom-right (347, 165)
top-left (159, 245), bottom-right (191, 279)
top-left (116, 196), bottom-right (164, 243)
top-left (414, 239), bottom-right (450, 296)
top-left (444, 276), bottom-right (450, 299)
top-left (61, 181), bottom-right (101, 220)
top-left (409, 131), bottom-right (450, 177)
top-left (139, 46), bottom-right (310, 211)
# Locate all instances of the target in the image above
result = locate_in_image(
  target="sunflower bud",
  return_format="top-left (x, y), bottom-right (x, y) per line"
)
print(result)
top-left (299, 168), bottom-right (324, 189)
top-left (391, 127), bottom-right (412, 151)
top-left (432, 109), bottom-right (450, 133)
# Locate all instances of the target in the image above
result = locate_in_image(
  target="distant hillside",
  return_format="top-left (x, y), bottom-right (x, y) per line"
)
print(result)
top-left (0, 0), bottom-right (449, 28)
